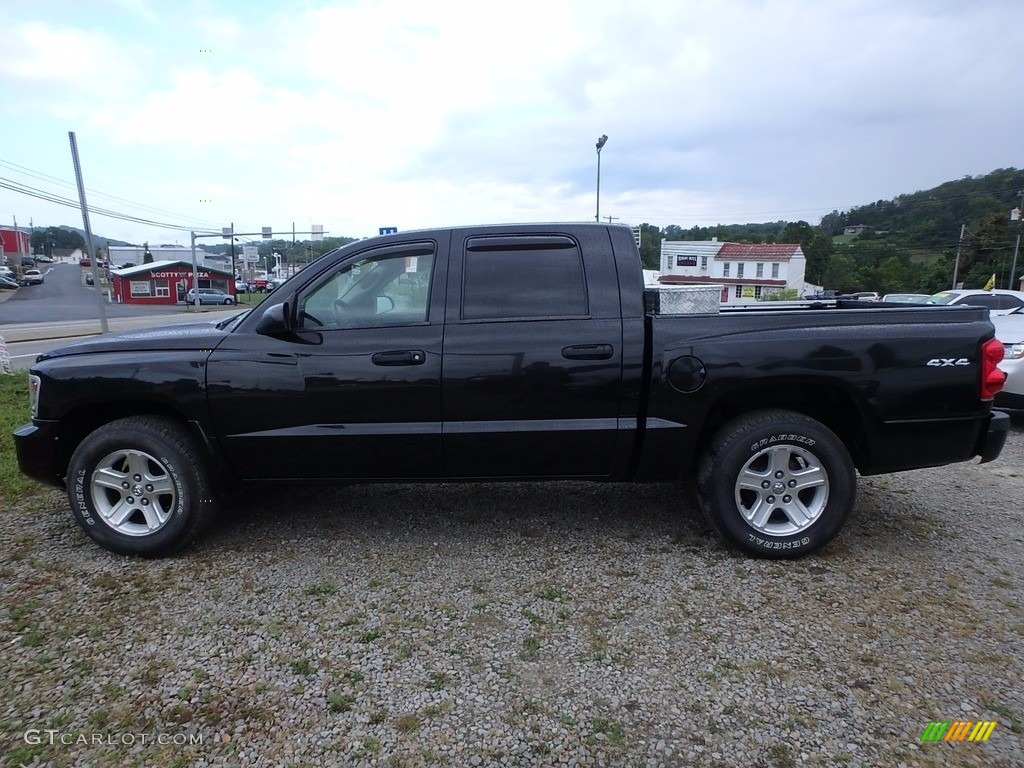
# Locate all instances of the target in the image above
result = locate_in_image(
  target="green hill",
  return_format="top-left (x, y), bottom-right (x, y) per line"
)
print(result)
top-left (638, 167), bottom-right (1024, 294)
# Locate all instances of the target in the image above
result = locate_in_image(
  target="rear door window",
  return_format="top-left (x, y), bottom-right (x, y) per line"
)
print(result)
top-left (461, 236), bottom-right (588, 320)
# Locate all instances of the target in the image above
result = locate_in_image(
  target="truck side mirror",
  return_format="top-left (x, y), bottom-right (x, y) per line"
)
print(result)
top-left (255, 301), bottom-right (292, 335)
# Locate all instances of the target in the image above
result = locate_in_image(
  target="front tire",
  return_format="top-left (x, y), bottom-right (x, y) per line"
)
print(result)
top-left (696, 409), bottom-right (856, 558)
top-left (66, 417), bottom-right (217, 557)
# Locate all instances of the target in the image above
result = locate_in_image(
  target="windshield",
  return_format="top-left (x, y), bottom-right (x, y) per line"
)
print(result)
top-left (925, 292), bottom-right (960, 305)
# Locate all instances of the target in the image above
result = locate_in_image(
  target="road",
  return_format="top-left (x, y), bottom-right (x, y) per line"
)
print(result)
top-left (0, 260), bottom-right (193, 324)
top-left (0, 263), bottom-right (243, 370)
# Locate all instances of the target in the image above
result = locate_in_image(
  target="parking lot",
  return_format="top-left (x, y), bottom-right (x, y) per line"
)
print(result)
top-left (1, 417), bottom-right (1022, 767)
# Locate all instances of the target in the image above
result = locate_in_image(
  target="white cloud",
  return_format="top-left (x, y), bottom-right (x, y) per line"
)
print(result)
top-left (0, 0), bottom-right (1021, 242)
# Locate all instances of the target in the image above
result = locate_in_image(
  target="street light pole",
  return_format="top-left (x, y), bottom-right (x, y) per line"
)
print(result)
top-left (595, 134), bottom-right (608, 222)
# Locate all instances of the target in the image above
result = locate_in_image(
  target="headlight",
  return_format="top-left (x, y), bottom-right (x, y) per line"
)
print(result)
top-left (1004, 343), bottom-right (1024, 360)
top-left (28, 374), bottom-right (40, 418)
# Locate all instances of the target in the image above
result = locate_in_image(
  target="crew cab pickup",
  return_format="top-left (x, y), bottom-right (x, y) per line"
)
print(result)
top-left (13, 223), bottom-right (1009, 558)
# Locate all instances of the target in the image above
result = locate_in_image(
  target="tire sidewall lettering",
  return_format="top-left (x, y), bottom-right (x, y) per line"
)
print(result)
top-left (73, 469), bottom-right (95, 527)
top-left (750, 434), bottom-right (816, 453)
top-left (160, 456), bottom-right (187, 519)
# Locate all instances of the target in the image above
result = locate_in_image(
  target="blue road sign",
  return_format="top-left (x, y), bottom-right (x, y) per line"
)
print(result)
top-left (379, 227), bottom-right (398, 235)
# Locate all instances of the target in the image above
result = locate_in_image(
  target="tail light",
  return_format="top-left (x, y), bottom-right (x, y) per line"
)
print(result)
top-left (981, 337), bottom-right (1006, 400)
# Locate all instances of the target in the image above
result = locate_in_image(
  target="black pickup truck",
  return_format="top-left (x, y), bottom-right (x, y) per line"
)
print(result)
top-left (13, 223), bottom-right (1009, 558)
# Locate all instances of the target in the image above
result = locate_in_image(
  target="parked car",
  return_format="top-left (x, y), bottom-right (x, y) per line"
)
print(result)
top-left (186, 287), bottom-right (235, 305)
top-left (20, 257), bottom-right (35, 267)
top-left (0, 275), bottom-right (19, 290)
top-left (84, 273), bottom-right (94, 286)
top-left (925, 289), bottom-right (1024, 316)
top-left (849, 291), bottom-right (881, 301)
top-left (991, 308), bottom-right (1024, 409)
top-left (35, 255), bottom-right (54, 264)
top-left (79, 258), bottom-right (91, 267)
top-left (882, 293), bottom-right (930, 304)
top-left (235, 279), bottom-right (252, 293)
top-left (22, 269), bottom-right (44, 285)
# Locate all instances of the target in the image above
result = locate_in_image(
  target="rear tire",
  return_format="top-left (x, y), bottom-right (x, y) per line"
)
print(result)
top-left (696, 409), bottom-right (855, 558)
top-left (66, 417), bottom-right (217, 557)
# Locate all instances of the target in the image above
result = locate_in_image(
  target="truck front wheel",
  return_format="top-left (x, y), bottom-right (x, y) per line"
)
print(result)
top-left (66, 417), bottom-right (217, 557)
top-left (696, 410), bottom-right (856, 558)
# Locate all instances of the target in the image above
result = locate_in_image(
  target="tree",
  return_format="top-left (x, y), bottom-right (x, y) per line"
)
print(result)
top-left (30, 226), bottom-right (85, 255)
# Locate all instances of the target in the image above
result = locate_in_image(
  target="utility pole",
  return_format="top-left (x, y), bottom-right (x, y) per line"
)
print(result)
top-left (68, 131), bottom-right (108, 333)
top-left (951, 223), bottom-right (966, 290)
top-left (229, 222), bottom-right (236, 285)
top-left (1010, 196), bottom-right (1022, 290)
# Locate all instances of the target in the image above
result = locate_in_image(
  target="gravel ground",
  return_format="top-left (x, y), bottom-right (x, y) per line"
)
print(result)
top-left (2, 418), bottom-right (1023, 768)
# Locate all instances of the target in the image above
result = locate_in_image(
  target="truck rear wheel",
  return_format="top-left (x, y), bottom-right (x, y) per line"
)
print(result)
top-left (696, 409), bottom-right (855, 558)
top-left (66, 417), bottom-right (217, 557)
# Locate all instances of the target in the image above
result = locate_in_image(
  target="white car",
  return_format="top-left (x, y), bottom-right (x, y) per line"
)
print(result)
top-left (23, 269), bottom-right (45, 285)
top-left (991, 309), bottom-right (1024, 409)
top-left (925, 289), bottom-right (1024, 316)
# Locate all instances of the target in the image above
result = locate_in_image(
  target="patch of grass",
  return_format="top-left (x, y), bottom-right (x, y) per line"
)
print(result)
top-left (536, 586), bottom-right (565, 601)
top-left (9, 598), bottom-right (40, 632)
top-left (520, 635), bottom-right (541, 660)
top-left (290, 658), bottom-right (314, 676)
top-left (360, 735), bottom-right (381, 754)
top-left (426, 672), bottom-right (450, 691)
top-left (767, 743), bottom-right (796, 768)
top-left (328, 692), bottom-right (355, 713)
top-left (395, 713), bottom-right (420, 734)
top-left (522, 609), bottom-right (544, 626)
top-left (591, 717), bottom-right (626, 746)
top-left (0, 370), bottom-right (45, 501)
top-left (358, 629), bottom-right (383, 643)
top-left (304, 581), bottom-right (337, 597)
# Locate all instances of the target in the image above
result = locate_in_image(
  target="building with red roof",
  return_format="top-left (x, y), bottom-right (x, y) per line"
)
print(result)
top-left (658, 239), bottom-right (807, 304)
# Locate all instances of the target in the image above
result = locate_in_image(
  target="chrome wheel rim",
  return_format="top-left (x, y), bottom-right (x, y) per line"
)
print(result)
top-left (734, 444), bottom-right (828, 536)
top-left (89, 449), bottom-right (177, 536)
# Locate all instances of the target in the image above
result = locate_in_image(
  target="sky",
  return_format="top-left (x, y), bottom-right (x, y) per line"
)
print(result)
top-left (0, 0), bottom-right (1021, 247)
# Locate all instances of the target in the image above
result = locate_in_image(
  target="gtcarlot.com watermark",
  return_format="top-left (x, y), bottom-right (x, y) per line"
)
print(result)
top-left (23, 729), bottom-right (203, 747)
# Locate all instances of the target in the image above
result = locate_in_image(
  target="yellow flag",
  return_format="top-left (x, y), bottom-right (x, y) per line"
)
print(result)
top-left (983, 274), bottom-right (996, 291)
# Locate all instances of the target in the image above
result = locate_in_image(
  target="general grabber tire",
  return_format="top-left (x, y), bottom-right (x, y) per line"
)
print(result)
top-left (696, 409), bottom-right (856, 559)
top-left (66, 416), bottom-right (217, 557)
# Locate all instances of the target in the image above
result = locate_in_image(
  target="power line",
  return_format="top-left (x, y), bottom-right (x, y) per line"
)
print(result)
top-left (0, 175), bottom-right (217, 232)
top-left (0, 156), bottom-right (224, 230)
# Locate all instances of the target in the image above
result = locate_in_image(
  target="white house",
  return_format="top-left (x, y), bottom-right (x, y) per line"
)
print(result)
top-left (659, 239), bottom-right (807, 304)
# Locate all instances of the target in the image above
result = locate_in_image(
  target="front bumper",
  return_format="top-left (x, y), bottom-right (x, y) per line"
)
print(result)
top-left (976, 410), bottom-right (1010, 464)
top-left (13, 420), bottom-right (65, 489)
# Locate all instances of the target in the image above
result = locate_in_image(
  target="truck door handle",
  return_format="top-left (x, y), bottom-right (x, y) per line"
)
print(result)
top-left (372, 350), bottom-right (426, 366)
top-left (561, 344), bottom-right (614, 361)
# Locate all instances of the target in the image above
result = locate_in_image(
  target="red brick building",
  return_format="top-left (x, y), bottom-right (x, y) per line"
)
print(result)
top-left (110, 260), bottom-right (234, 305)
top-left (0, 227), bottom-right (31, 266)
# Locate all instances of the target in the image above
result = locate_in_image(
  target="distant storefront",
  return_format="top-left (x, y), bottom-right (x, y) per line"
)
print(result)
top-left (109, 260), bottom-right (234, 305)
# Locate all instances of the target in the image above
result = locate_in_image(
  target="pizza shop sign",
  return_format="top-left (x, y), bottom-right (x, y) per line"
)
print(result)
top-left (149, 270), bottom-right (213, 279)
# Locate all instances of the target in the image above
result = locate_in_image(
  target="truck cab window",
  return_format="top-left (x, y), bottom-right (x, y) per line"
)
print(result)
top-left (299, 250), bottom-right (434, 329)
top-left (462, 240), bottom-right (587, 320)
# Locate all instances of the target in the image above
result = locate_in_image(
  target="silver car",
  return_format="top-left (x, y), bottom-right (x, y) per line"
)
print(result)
top-left (991, 308), bottom-right (1024, 409)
